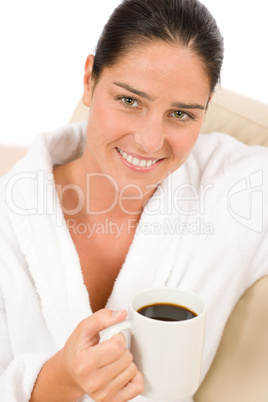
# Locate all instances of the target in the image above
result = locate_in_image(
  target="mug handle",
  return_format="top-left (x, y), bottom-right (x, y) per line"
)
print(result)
top-left (100, 319), bottom-right (134, 342)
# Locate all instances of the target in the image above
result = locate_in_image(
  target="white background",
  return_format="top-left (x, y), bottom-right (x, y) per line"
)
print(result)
top-left (0, 0), bottom-right (267, 147)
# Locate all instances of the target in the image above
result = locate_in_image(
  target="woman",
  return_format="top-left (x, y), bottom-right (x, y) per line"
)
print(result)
top-left (1, 0), bottom-right (268, 401)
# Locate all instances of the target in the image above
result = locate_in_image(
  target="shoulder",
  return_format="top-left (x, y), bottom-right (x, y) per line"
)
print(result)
top-left (1, 121), bottom-right (87, 179)
top-left (0, 121), bottom-right (87, 249)
top-left (197, 131), bottom-right (268, 161)
top-left (166, 131), bottom-right (268, 196)
top-left (189, 132), bottom-right (268, 180)
top-left (0, 176), bottom-right (22, 267)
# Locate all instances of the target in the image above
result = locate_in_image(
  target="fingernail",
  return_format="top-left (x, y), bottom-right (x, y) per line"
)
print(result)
top-left (112, 310), bottom-right (125, 318)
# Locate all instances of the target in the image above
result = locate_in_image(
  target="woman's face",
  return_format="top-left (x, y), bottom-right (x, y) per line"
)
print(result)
top-left (83, 42), bottom-right (212, 197)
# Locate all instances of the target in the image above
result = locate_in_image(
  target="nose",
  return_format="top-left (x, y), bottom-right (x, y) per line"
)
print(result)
top-left (133, 114), bottom-right (164, 154)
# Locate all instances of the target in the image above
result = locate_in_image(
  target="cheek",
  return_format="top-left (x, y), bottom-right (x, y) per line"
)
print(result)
top-left (87, 106), bottom-right (117, 144)
top-left (89, 102), bottom-right (131, 142)
top-left (170, 127), bottom-right (200, 159)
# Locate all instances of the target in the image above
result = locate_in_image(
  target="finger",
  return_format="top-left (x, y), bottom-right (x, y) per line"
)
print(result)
top-left (116, 370), bottom-right (144, 401)
top-left (106, 362), bottom-right (139, 397)
top-left (89, 362), bottom-right (141, 402)
top-left (77, 309), bottom-right (127, 346)
top-left (81, 332), bottom-right (127, 374)
top-left (97, 347), bottom-right (134, 384)
top-left (96, 333), bottom-right (128, 367)
top-left (77, 349), bottom-right (134, 400)
top-left (83, 348), bottom-right (134, 396)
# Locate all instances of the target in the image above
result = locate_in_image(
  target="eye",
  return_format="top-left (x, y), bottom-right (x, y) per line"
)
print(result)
top-left (172, 110), bottom-right (187, 119)
top-left (122, 96), bottom-right (138, 107)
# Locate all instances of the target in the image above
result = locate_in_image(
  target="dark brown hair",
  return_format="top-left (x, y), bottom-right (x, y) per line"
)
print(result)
top-left (92, 0), bottom-right (224, 92)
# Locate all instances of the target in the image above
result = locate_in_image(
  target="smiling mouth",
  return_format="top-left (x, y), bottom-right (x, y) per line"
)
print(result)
top-left (116, 147), bottom-right (159, 168)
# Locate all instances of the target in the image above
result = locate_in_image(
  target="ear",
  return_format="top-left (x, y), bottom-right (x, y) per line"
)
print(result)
top-left (206, 91), bottom-right (214, 110)
top-left (208, 92), bottom-right (214, 103)
top-left (83, 54), bottom-right (95, 107)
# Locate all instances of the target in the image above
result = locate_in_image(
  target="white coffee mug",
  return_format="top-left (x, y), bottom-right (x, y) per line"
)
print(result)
top-left (101, 287), bottom-right (206, 400)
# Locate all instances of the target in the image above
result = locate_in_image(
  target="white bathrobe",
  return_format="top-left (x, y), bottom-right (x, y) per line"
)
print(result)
top-left (1, 121), bottom-right (268, 402)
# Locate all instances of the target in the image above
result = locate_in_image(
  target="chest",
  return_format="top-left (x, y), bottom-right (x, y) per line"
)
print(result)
top-left (70, 221), bottom-right (136, 313)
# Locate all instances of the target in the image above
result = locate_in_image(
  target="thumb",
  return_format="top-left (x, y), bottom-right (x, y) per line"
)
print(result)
top-left (79, 309), bottom-right (127, 342)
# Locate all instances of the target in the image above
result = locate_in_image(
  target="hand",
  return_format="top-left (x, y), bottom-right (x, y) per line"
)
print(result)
top-left (62, 309), bottom-right (144, 401)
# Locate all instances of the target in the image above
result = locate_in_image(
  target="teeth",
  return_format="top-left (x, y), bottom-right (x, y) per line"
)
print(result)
top-left (132, 158), bottom-right (140, 166)
top-left (117, 148), bottom-right (158, 168)
top-left (139, 160), bottom-right (147, 167)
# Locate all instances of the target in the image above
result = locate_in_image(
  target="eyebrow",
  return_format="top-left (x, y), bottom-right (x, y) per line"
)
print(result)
top-left (113, 81), bottom-right (206, 110)
top-left (113, 81), bottom-right (154, 101)
top-left (171, 102), bottom-right (206, 110)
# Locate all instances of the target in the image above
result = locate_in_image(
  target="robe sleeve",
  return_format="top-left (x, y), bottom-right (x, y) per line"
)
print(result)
top-left (0, 291), bottom-right (52, 401)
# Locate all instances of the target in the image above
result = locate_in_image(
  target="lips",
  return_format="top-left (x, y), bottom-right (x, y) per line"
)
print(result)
top-left (116, 147), bottom-right (159, 168)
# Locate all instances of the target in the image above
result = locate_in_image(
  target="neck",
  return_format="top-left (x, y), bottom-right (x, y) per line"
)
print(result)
top-left (53, 156), bottom-right (156, 224)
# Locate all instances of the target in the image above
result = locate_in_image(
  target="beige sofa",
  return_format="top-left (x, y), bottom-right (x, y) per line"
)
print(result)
top-left (1, 88), bottom-right (268, 401)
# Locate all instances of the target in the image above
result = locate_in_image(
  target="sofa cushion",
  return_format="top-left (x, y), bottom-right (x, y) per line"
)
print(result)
top-left (0, 145), bottom-right (27, 176)
top-left (195, 276), bottom-right (268, 402)
top-left (202, 88), bottom-right (268, 147)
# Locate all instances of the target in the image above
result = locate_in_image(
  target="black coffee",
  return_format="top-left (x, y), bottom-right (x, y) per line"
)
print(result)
top-left (137, 303), bottom-right (197, 322)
